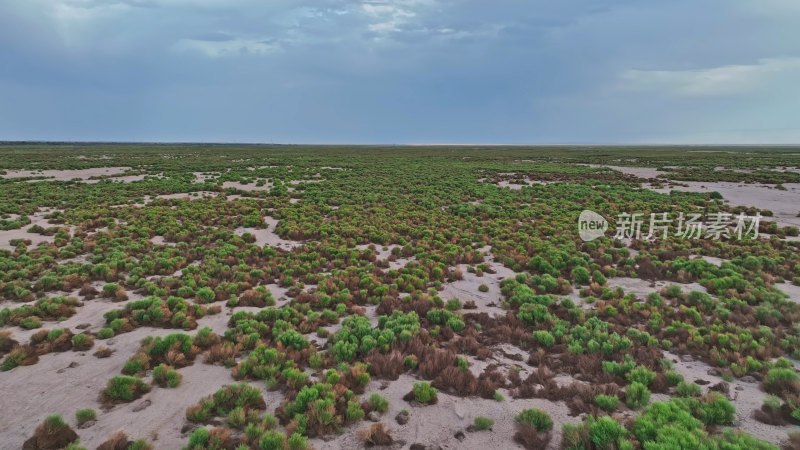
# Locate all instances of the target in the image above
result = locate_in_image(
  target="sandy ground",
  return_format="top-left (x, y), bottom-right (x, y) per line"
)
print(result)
top-left (775, 281), bottom-right (800, 304)
top-left (580, 164), bottom-right (667, 179)
top-left (0, 208), bottom-right (74, 251)
top-left (495, 179), bottom-right (557, 190)
top-left (222, 181), bottom-right (273, 192)
top-left (646, 181), bottom-right (800, 229)
top-left (309, 374), bottom-right (573, 450)
top-left (2, 167), bottom-right (133, 182)
top-left (440, 262), bottom-right (515, 313)
top-left (234, 216), bottom-right (305, 250)
top-left (607, 277), bottom-right (708, 299)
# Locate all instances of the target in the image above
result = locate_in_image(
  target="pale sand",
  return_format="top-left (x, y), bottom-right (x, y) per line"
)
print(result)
top-left (495, 179), bottom-right (557, 190)
top-left (440, 262), bottom-right (515, 312)
top-left (1, 167), bottom-right (133, 182)
top-left (580, 164), bottom-right (667, 179)
top-left (355, 244), bottom-right (402, 261)
top-left (309, 374), bottom-right (573, 450)
top-left (607, 277), bottom-right (709, 299)
top-left (0, 208), bottom-right (74, 251)
top-left (775, 282), bottom-right (800, 304)
top-left (234, 216), bottom-right (305, 250)
top-left (221, 181), bottom-right (273, 192)
top-left (646, 181), bottom-right (800, 229)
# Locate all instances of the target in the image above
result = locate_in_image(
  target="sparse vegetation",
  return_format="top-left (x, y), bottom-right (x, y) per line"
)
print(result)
top-left (2, 145), bottom-right (799, 448)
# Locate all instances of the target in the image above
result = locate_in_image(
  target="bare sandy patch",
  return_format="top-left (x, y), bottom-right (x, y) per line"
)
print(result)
top-left (580, 164), bottom-right (667, 179)
top-left (607, 277), bottom-right (708, 299)
top-left (2, 167), bottom-right (133, 183)
top-left (645, 181), bottom-right (800, 229)
top-left (440, 264), bottom-right (508, 312)
top-left (310, 373), bottom-right (572, 450)
top-left (152, 191), bottom-right (219, 201)
top-left (234, 216), bottom-right (305, 250)
top-left (356, 244), bottom-right (402, 261)
top-left (775, 282), bottom-right (800, 304)
top-left (221, 181), bottom-right (273, 192)
top-left (0, 208), bottom-right (73, 251)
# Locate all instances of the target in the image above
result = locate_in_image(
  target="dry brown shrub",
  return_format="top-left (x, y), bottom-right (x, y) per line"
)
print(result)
top-left (22, 417), bottom-right (79, 450)
top-left (418, 348), bottom-right (457, 379)
top-left (433, 366), bottom-right (478, 396)
top-left (94, 346), bottom-right (113, 358)
top-left (96, 431), bottom-right (130, 450)
top-left (514, 424), bottom-right (551, 449)
top-left (365, 349), bottom-right (405, 380)
top-left (358, 423), bottom-right (393, 446)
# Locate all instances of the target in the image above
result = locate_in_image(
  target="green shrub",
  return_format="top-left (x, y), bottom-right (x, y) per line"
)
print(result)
top-left (346, 400), bottom-right (365, 422)
top-left (21, 317), bottom-right (42, 329)
top-left (105, 375), bottom-right (150, 401)
top-left (97, 328), bottom-right (114, 339)
top-left (676, 382), bottom-right (702, 397)
top-left (368, 393), bottom-right (389, 412)
top-left (286, 433), bottom-right (308, 450)
top-left (572, 267), bottom-right (591, 285)
top-left (413, 382), bottom-right (438, 404)
top-left (626, 366), bottom-right (656, 386)
top-left (478, 284), bottom-right (489, 292)
top-left (259, 431), bottom-right (284, 450)
top-left (697, 392), bottom-right (735, 425)
top-left (196, 287), bottom-right (215, 303)
top-left (515, 408), bottom-right (553, 432)
top-left (764, 368), bottom-right (799, 385)
top-left (626, 382), bottom-right (650, 409)
top-left (665, 371), bottom-right (684, 386)
top-left (153, 364), bottom-right (182, 388)
top-left (44, 414), bottom-right (66, 429)
top-left (594, 394), bottom-right (619, 411)
top-left (72, 333), bottom-right (92, 348)
top-left (445, 298), bottom-right (462, 311)
top-left (187, 428), bottom-right (210, 448)
top-left (75, 409), bottom-right (96, 425)
top-left (533, 330), bottom-right (555, 347)
top-left (123, 359), bottom-right (145, 376)
top-left (474, 416), bottom-right (494, 430)
top-left (589, 416), bottom-right (627, 449)
top-left (227, 407), bottom-right (246, 428)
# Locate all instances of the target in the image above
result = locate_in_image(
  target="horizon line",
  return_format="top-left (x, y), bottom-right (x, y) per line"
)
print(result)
top-left (2, 140), bottom-right (800, 148)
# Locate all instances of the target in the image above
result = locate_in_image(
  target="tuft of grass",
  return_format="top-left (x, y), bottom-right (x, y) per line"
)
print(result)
top-left (75, 409), bottom-right (96, 425)
top-left (412, 382), bottom-right (438, 404)
top-left (474, 416), bottom-right (494, 430)
top-left (368, 393), bottom-right (389, 413)
top-left (515, 408), bottom-right (553, 432)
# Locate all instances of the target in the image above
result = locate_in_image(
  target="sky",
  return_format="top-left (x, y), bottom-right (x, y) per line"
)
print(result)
top-left (1, 0), bottom-right (799, 144)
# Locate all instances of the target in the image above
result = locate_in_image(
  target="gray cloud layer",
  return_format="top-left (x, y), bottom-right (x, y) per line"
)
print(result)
top-left (1, 0), bottom-right (799, 143)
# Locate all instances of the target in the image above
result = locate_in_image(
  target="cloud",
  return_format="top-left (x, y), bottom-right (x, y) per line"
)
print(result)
top-left (174, 36), bottom-right (280, 57)
top-left (621, 57), bottom-right (800, 96)
top-left (0, 0), bottom-right (799, 143)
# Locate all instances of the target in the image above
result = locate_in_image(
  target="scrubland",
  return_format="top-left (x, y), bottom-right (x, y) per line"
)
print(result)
top-left (1, 144), bottom-right (800, 449)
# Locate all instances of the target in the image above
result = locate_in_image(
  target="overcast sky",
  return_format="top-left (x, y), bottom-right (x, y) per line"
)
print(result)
top-left (1, 0), bottom-right (799, 144)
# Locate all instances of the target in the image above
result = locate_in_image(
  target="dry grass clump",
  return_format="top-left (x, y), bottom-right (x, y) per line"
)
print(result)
top-left (94, 346), bottom-right (113, 358)
top-left (205, 342), bottom-right (240, 366)
top-left (22, 415), bottom-right (79, 450)
top-left (365, 349), bottom-right (406, 380)
top-left (0, 330), bottom-right (18, 355)
top-left (1, 344), bottom-right (39, 371)
top-left (358, 423), bottom-right (393, 446)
